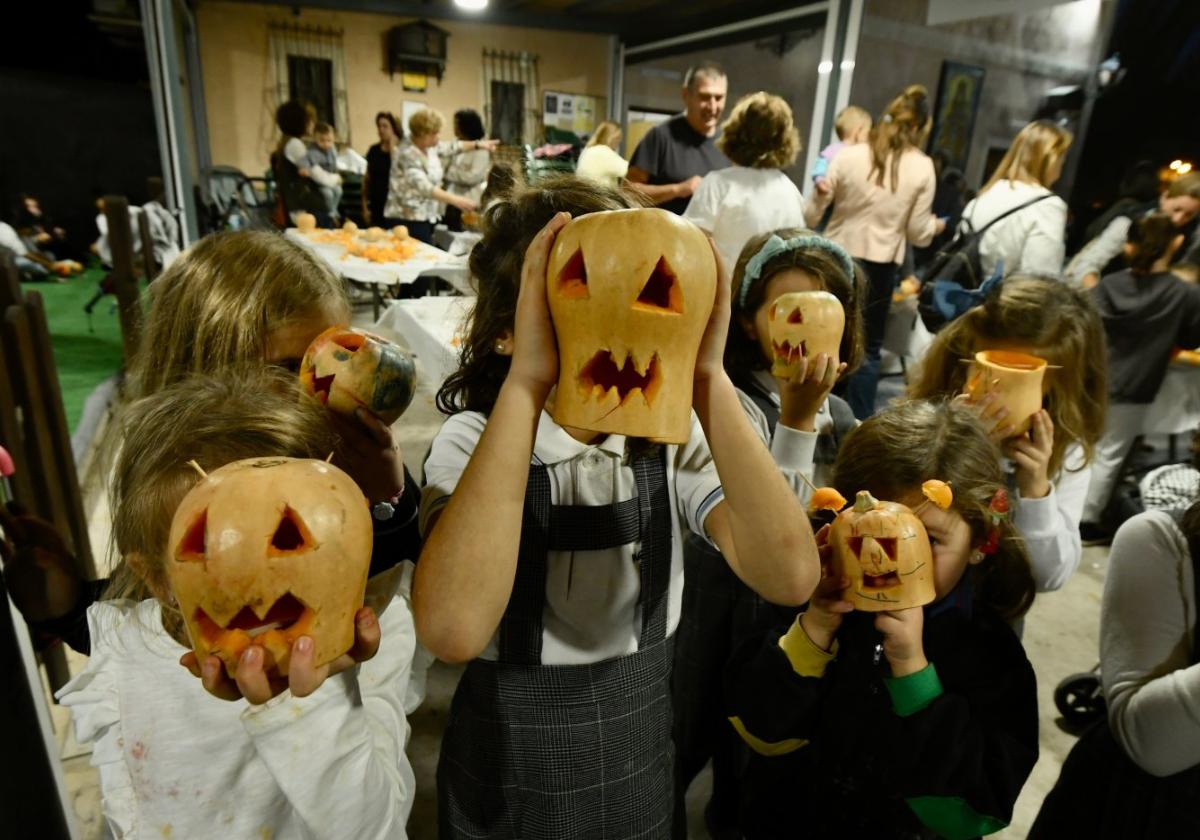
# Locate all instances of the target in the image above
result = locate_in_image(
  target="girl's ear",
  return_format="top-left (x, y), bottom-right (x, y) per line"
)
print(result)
top-left (127, 552), bottom-right (174, 604)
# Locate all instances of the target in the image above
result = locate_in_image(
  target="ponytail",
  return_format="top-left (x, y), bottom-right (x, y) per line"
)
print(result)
top-left (868, 85), bottom-right (931, 192)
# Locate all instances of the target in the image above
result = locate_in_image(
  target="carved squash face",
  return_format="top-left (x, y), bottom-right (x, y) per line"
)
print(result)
top-left (965, 350), bottom-right (1047, 438)
top-left (829, 491), bottom-right (935, 611)
top-left (546, 208), bottom-right (717, 443)
top-left (299, 326), bottom-right (417, 425)
top-left (166, 457), bottom-right (373, 677)
top-left (766, 291), bottom-right (845, 378)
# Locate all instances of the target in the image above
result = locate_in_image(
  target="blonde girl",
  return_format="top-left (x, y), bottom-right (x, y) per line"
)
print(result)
top-left (727, 400), bottom-right (1037, 838)
top-left (684, 92), bottom-right (807, 275)
top-left (959, 120), bottom-right (1073, 278)
top-left (803, 84), bottom-right (943, 419)
top-left (575, 120), bottom-right (629, 190)
top-left (909, 275), bottom-right (1106, 590)
top-left (673, 227), bottom-right (865, 834)
top-left (57, 371), bottom-right (415, 839)
top-left (19, 232), bottom-right (419, 677)
top-left (415, 177), bottom-right (818, 838)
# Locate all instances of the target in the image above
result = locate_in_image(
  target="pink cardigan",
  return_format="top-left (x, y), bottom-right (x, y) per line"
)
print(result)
top-left (804, 143), bottom-right (938, 265)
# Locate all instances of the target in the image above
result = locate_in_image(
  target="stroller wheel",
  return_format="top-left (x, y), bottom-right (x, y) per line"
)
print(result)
top-left (1054, 670), bottom-right (1106, 727)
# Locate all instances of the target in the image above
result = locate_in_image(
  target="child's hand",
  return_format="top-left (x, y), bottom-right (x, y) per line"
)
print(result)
top-left (329, 408), bottom-right (405, 505)
top-left (693, 236), bottom-right (732, 386)
top-left (181, 607), bottom-right (381, 704)
top-left (953, 390), bottom-right (1014, 442)
top-left (777, 352), bottom-right (848, 432)
top-left (507, 212), bottom-right (569, 398)
top-left (875, 607), bottom-right (926, 677)
top-left (814, 177), bottom-right (831, 197)
top-left (799, 525), bottom-right (854, 652)
top-left (0, 502), bottom-right (83, 622)
top-left (1005, 409), bottom-right (1053, 499)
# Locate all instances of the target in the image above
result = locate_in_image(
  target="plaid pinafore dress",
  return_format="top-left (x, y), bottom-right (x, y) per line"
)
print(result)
top-left (437, 449), bottom-right (675, 839)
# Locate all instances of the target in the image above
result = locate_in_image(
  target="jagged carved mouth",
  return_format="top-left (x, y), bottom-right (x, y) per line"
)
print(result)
top-left (579, 350), bottom-right (662, 406)
top-left (861, 571), bottom-right (901, 589)
top-left (772, 339), bottom-right (808, 365)
top-left (194, 593), bottom-right (312, 643)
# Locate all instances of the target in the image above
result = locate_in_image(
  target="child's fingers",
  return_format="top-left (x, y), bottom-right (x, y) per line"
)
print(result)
top-left (234, 647), bottom-right (277, 705)
top-left (199, 654), bottom-right (244, 702)
top-left (179, 651), bottom-right (203, 679)
top-left (352, 407), bottom-right (395, 448)
top-left (348, 607), bottom-right (382, 663)
top-left (287, 637), bottom-right (328, 698)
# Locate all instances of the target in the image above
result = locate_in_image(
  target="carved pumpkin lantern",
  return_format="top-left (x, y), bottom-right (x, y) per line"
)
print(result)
top-left (546, 208), bottom-right (717, 443)
top-left (299, 326), bottom-right (417, 426)
top-left (295, 213), bottom-right (317, 234)
top-left (829, 491), bottom-right (935, 611)
top-left (965, 350), bottom-right (1048, 437)
top-left (166, 457), bottom-right (372, 677)
top-left (766, 291), bottom-right (845, 378)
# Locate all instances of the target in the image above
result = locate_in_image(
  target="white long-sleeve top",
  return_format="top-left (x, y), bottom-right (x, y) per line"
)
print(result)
top-left (1011, 444), bottom-right (1089, 592)
top-left (959, 179), bottom-right (1067, 279)
top-left (1102, 510), bottom-right (1200, 777)
top-left (57, 585), bottom-right (417, 839)
top-left (1064, 216), bottom-right (1132, 285)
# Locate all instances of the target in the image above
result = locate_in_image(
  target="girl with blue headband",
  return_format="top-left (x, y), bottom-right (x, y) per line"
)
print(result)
top-left (673, 227), bottom-right (865, 833)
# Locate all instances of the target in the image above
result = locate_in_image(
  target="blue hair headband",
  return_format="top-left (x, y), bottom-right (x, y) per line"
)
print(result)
top-left (738, 234), bottom-right (857, 310)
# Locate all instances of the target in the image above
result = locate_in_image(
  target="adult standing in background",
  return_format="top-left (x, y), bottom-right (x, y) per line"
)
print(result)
top-left (362, 111), bottom-right (401, 225)
top-left (804, 84), bottom-right (943, 419)
top-left (443, 109), bottom-right (492, 232)
top-left (384, 108), bottom-right (496, 244)
top-left (957, 120), bottom-right (1072, 279)
top-left (627, 61), bottom-right (730, 214)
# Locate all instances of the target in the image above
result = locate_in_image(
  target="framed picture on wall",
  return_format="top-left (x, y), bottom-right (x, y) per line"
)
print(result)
top-left (928, 61), bottom-right (985, 174)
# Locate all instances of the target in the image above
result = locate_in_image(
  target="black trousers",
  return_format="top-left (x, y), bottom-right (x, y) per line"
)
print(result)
top-left (843, 258), bottom-right (898, 419)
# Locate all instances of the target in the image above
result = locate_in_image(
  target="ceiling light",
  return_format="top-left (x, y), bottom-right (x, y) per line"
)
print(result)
top-left (455, 0), bottom-right (488, 10)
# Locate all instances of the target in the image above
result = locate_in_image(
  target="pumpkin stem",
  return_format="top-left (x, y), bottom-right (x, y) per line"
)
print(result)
top-left (325, 451), bottom-right (335, 463)
top-left (185, 460), bottom-right (208, 479)
top-left (853, 490), bottom-right (879, 512)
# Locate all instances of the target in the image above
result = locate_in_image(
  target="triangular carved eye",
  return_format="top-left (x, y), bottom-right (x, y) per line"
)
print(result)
top-left (634, 257), bottom-right (683, 313)
top-left (847, 536), bottom-right (863, 557)
top-left (787, 308), bottom-right (803, 324)
top-left (876, 538), bottom-right (897, 561)
top-left (269, 507), bottom-right (315, 555)
top-left (557, 248), bottom-right (589, 300)
top-left (178, 510), bottom-right (207, 561)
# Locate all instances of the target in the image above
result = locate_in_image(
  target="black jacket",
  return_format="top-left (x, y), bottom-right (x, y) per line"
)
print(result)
top-left (725, 584), bottom-right (1037, 839)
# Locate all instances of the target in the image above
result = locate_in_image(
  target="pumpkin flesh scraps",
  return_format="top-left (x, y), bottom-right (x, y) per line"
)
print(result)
top-left (579, 350), bottom-right (662, 406)
top-left (633, 257), bottom-right (683, 314)
top-left (809, 487), bottom-right (848, 513)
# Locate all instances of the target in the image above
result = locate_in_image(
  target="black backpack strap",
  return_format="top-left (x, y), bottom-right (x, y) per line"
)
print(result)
top-left (1165, 507), bottom-right (1200, 662)
top-left (963, 192), bottom-right (1056, 238)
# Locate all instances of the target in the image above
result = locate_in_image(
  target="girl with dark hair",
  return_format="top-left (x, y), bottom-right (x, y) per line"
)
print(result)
top-left (363, 111), bottom-right (402, 224)
top-left (442, 108), bottom-right (492, 231)
top-left (415, 176), bottom-right (818, 839)
top-left (726, 399), bottom-right (1038, 838)
top-left (1081, 213), bottom-right (1200, 542)
top-left (802, 85), bottom-right (945, 420)
top-left (272, 101), bottom-right (334, 227)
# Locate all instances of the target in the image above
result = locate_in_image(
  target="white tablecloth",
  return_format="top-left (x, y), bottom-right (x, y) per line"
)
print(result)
top-left (372, 295), bottom-right (476, 390)
top-left (285, 229), bottom-right (473, 294)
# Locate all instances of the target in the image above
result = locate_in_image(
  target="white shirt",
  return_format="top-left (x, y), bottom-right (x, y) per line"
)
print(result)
top-left (421, 409), bottom-right (725, 666)
top-left (1010, 443), bottom-right (1090, 592)
top-left (684, 167), bottom-right (807, 275)
top-left (0, 221), bottom-right (28, 256)
top-left (575, 145), bottom-right (630, 190)
top-left (57, 585), bottom-right (417, 839)
top-left (959, 180), bottom-right (1067, 279)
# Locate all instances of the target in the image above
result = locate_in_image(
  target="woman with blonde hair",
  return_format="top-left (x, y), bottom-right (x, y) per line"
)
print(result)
top-left (684, 91), bottom-right (807, 274)
top-left (958, 119), bottom-right (1072, 279)
top-left (803, 84), bottom-right (943, 419)
top-left (385, 107), bottom-right (497, 243)
top-left (575, 120), bottom-right (629, 189)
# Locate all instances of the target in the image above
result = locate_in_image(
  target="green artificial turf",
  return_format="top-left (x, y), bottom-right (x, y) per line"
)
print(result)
top-left (18, 266), bottom-right (131, 433)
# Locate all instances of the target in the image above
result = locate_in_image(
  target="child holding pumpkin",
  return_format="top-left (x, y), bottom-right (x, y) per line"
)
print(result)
top-left (414, 177), bottom-right (819, 839)
top-left (907, 275), bottom-right (1106, 591)
top-left (15, 232), bottom-right (421, 689)
top-left (57, 370), bottom-right (417, 839)
top-left (725, 400), bottom-right (1038, 839)
top-left (672, 227), bottom-right (866, 833)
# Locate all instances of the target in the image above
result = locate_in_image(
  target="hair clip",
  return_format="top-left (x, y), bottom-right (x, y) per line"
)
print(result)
top-left (979, 487), bottom-right (1010, 555)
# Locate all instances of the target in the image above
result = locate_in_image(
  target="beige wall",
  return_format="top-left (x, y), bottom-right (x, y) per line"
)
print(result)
top-left (196, 1), bottom-right (612, 175)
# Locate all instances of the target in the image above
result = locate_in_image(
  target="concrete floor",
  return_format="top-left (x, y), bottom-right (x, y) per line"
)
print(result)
top-left (49, 298), bottom-right (1119, 838)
